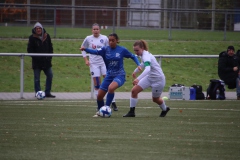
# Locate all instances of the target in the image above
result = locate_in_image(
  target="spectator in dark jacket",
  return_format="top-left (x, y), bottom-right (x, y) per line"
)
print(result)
top-left (218, 46), bottom-right (240, 100)
top-left (27, 22), bottom-right (55, 98)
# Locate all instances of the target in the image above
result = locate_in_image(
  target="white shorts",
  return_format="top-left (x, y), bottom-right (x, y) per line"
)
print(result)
top-left (90, 64), bottom-right (106, 77)
top-left (138, 76), bottom-right (166, 98)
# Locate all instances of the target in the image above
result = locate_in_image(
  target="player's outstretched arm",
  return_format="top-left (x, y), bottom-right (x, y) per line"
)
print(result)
top-left (80, 47), bottom-right (104, 56)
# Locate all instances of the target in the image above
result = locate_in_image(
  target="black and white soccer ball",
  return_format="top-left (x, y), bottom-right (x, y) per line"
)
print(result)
top-left (35, 91), bottom-right (45, 100)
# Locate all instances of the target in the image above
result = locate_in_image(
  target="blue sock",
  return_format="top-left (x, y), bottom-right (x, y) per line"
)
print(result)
top-left (106, 92), bottom-right (114, 106)
top-left (97, 100), bottom-right (104, 110)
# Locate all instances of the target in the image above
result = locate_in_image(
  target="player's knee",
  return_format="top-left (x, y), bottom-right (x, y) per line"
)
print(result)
top-left (152, 97), bottom-right (161, 103)
top-left (97, 90), bottom-right (106, 100)
top-left (97, 95), bottom-right (104, 101)
top-left (108, 88), bottom-right (114, 93)
top-left (131, 88), bottom-right (139, 97)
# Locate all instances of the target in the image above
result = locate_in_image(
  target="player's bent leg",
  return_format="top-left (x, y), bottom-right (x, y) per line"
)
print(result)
top-left (96, 89), bottom-right (106, 109)
top-left (159, 107), bottom-right (170, 117)
top-left (110, 94), bottom-right (118, 111)
top-left (152, 97), bottom-right (170, 117)
top-left (102, 75), bottom-right (118, 111)
top-left (110, 94), bottom-right (118, 110)
top-left (93, 76), bottom-right (101, 97)
top-left (108, 82), bottom-right (119, 111)
top-left (123, 96), bottom-right (137, 117)
top-left (92, 89), bottom-right (107, 117)
top-left (106, 81), bottom-right (118, 106)
top-left (123, 85), bottom-right (143, 117)
top-left (93, 77), bottom-right (101, 110)
top-left (131, 85), bottom-right (143, 98)
top-left (123, 107), bottom-right (135, 117)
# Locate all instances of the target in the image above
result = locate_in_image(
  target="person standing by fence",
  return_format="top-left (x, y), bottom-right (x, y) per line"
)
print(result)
top-left (27, 22), bottom-right (55, 98)
top-left (218, 46), bottom-right (240, 100)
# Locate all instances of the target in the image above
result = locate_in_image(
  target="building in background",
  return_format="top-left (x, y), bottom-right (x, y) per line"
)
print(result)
top-left (0, 0), bottom-right (240, 31)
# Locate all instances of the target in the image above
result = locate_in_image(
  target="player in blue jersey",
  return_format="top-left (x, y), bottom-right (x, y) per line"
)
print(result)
top-left (123, 40), bottom-right (170, 117)
top-left (80, 33), bottom-right (141, 117)
top-left (81, 23), bottom-right (118, 111)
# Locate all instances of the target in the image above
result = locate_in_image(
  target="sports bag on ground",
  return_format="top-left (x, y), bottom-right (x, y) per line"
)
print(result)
top-left (191, 85), bottom-right (205, 100)
top-left (206, 79), bottom-right (225, 100)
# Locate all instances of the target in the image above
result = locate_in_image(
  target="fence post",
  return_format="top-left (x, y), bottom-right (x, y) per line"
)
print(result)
top-left (27, 0), bottom-right (31, 26)
top-left (83, 9), bottom-right (86, 27)
top-left (211, 0), bottom-right (215, 31)
top-left (169, 10), bottom-right (172, 40)
top-left (20, 54), bottom-right (24, 99)
top-left (112, 8), bottom-right (116, 33)
top-left (158, 56), bottom-right (162, 67)
top-left (90, 78), bottom-right (94, 99)
top-left (54, 7), bottom-right (57, 38)
top-left (224, 12), bottom-right (227, 41)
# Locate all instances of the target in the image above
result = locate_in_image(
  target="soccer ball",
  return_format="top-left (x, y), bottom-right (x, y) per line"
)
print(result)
top-left (99, 106), bottom-right (112, 118)
top-left (35, 91), bottom-right (45, 100)
top-left (162, 96), bottom-right (169, 100)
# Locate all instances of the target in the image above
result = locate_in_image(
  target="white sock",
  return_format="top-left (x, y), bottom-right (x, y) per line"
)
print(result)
top-left (112, 98), bottom-right (115, 103)
top-left (130, 97), bottom-right (138, 108)
top-left (94, 89), bottom-right (98, 98)
top-left (159, 101), bottom-right (167, 111)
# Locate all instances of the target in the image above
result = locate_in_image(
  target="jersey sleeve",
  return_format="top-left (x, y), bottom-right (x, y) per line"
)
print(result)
top-left (134, 62), bottom-right (144, 73)
top-left (81, 37), bottom-right (88, 57)
top-left (136, 53), bottom-right (151, 80)
top-left (104, 36), bottom-right (109, 47)
top-left (137, 66), bottom-right (150, 80)
top-left (123, 48), bottom-right (140, 66)
top-left (85, 47), bottom-right (106, 56)
top-left (142, 53), bottom-right (151, 66)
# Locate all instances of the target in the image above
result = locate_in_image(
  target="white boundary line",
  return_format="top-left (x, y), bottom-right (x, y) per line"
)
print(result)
top-left (2, 104), bottom-right (240, 111)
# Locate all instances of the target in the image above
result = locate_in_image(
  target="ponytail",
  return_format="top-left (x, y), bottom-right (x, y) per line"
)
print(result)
top-left (133, 40), bottom-right (148, 51)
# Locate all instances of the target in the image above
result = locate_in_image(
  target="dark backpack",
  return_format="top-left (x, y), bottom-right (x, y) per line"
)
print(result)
top-left (236, 50), bottom-right (240, 58)
top-left (206, 79), bottom-right (225, 100)
top-left (191, 85), bottom-right (205, 100)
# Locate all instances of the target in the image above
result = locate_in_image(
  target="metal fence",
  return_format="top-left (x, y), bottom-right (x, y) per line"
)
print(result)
top-left (0, 53), bottom-right (218, 99)
top-left (1, 3), bottom-right (240, 40)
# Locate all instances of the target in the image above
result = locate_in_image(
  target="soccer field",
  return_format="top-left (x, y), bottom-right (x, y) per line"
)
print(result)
top-left (0, 100), bottom-right (240, 160)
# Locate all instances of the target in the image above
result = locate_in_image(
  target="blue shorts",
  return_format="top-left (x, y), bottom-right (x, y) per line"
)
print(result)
top-left (100, 75), bottom-right (126, 92)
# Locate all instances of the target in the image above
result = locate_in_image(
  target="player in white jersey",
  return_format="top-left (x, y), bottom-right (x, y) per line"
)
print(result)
top-left (123, 40), bottom-right (170, 117)
top-left (81, 23), bottom-right (118, 111)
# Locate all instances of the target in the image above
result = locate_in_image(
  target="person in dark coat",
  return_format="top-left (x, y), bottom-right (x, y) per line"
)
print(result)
top-left (27, 22), bottom-right (55, 98)
top-left (218, 46), bottom-right (240, 100)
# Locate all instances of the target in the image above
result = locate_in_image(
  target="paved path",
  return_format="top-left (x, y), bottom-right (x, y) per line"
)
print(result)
top-left (0, 92), bottom-right (237, 100)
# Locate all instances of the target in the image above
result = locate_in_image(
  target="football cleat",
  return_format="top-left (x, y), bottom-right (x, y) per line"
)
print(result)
top-left (123, 111), bottom-right (135, 117)
top-left (159, 107), bottom-right (170, 117)
top-left (111, 102), bottom-right (118, 111)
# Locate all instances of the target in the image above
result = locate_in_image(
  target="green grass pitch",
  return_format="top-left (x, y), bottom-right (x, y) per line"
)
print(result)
top-left (0, 100), bottom-right (240, 160)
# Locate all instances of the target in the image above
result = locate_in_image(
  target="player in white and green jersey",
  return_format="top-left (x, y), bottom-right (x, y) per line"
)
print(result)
top-left (123, 40), bottom-right (170, 117)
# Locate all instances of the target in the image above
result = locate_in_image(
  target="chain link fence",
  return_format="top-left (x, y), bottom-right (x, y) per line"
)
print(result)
top-left (1, 2), bottom-right (240, 39)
